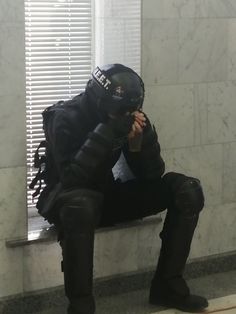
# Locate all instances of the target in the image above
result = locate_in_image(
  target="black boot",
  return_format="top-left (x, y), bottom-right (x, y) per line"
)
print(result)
top-left (61, 232), bottom-right (96, 314)
top-left (149, 209), bottom-right (208, 312)
top-left (67, 296), bottom-right (95, 314)
top-left (149, 276), bottom-right (208, 313)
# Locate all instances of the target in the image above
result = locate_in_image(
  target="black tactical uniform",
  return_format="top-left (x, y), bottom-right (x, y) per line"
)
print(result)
top-left (36, 64), bottom-right (208, 314)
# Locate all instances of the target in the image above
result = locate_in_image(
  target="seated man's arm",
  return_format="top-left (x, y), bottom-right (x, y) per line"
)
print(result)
top-left (51, 110), bottom-right (115, 189)
top-left (122, 115), bottom-right (165, 181)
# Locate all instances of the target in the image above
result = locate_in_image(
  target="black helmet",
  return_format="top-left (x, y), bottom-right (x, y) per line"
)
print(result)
top-left (85, 64), bottom-right (145, 115)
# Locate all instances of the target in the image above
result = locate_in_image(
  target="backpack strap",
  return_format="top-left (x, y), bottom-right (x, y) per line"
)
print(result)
top-left (29, 140), bottom-right (47, 197)
top-left (33, 140), bottom-right (47, 167)
top-left (29, 100), bottom-right (65, 198)
top-left (29, 170), bottom-right (42, 197)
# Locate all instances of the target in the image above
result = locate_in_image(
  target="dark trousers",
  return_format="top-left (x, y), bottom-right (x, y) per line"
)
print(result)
top-left (99, 178), bottom-right (170, 226)
top-left (57, 175), bottom-right (202, 313)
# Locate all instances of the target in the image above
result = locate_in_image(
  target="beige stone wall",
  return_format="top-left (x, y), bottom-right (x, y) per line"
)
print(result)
top-left (142, 0), bottom-right (236, 259)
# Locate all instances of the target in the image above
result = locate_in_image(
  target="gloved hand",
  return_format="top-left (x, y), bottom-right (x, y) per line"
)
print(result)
top-left (108, 114), bottom-right (135, 138)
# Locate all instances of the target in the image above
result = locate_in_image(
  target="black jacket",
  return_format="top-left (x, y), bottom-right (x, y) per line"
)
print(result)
top-left (37, 92), bottom-right (165, 220)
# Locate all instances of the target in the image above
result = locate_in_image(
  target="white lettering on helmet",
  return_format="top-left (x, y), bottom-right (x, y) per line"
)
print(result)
top-left (93, 67), bottom-right (112, 90)
top-left (103, 79), bottom-right (111, 89)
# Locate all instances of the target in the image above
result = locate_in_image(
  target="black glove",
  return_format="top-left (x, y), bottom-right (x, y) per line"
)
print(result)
top-left (108, 114), bottom-right (135, 138)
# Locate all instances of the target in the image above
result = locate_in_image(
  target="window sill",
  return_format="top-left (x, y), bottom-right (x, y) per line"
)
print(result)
top-left (6, 215), bottom-right (162, 248)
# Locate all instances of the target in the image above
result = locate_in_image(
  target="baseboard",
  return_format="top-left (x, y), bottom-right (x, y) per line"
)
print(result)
top-left (0, 251), bottom-right (236, 314)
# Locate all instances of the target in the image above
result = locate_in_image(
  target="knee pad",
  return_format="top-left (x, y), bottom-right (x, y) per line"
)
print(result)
top-left (59, 189), bottom-right (103, 234)
top-left (163, 172), bottom-right (204, 217)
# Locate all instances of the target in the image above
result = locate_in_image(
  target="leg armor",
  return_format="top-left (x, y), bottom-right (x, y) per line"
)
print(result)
top-left (59, 189), bottom-right (103, 314)
top-left (163, 172), bottom-right (204, 217)
top-left (150, 172), bottom-right (208, 312)
top-left (153, 172), bottom-right (205, 282)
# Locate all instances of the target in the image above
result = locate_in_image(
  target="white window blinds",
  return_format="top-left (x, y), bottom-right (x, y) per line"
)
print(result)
top-left (25, 0), bottom-right (92, 210)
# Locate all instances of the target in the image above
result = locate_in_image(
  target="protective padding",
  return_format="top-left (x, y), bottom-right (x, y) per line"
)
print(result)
top-left (85, 63), bottom-right (144, 116)
top-left (59, 189), bottom-right (103, 234)
top-left (163, 172), bottom-right (204, 217)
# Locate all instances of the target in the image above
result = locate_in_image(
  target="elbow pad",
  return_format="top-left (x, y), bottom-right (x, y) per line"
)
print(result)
top-left (74, 123), bottom-right (114, 175)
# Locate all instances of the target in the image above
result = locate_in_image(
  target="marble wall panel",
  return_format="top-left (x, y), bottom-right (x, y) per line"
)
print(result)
top-left (94, 18), bottom-right (104, 66)
top-left (0, 95), bottom-right (26, 168)
top-left (144, 84), bottom-right (195, 149)
top-left (193, 83), bottom-right (208, 146)
top-left (143, 0), bottom-right (208, 19)
top-left (94, 226), bottom-right (139, 278)
top-left (162, 144), bottom-right (223, 207)
top-left (0, 167), bottom-right (27, 241)
top-left (124, 19), bottom-right (141, 74)
top-left (23, 242), bottom-right (63, 292)
top-left (110, 0), bottom-right (141, 18)
top-left (0, 0), bottom-right (24, 22)
top-left (136, 216), bottom-right (163, 270)
top-left (228, 19), bottom-right (236, 81)
top-left (0, 23), bottom-right (25, 97)
top-left (201, 81), bottom-right (236, 144)
top-left (178, 19), bottom-right (227, 84)
top-left (190, 203), bottom-right (236, 259)
top-left (144, 84), bottom-right (208, 148)
top-left (0, 241), bottom-right (23, 298)
top-left (95, 19), bottom-right (141, 72)
top-left (222, 142), bottom-right (236, 203)
top-left (208, 0), bottom-right (236, 17)
top-left (95, 1), bottom-right (141, 69)
top-left (142, 0), bottom-right (165, 19)
top-left (95, 18), bottom-right (125, 66)
top-left (95, 0), bottom-right (140, 18)
top-left (95, 0), bottom-right (113, 18)
top-left (142, 19), bottom-right (178, 85)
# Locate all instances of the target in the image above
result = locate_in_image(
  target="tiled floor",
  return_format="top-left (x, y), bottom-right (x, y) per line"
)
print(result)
top-left (35, 270), bottom-right (236, 314)
top-left (154, 295), bottom-right (236, 313)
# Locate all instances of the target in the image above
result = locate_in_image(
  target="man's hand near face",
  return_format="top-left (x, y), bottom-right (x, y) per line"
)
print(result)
top-left (128, 111), bottom-right (146, 139)
top-left (128, 111), bottom-right (146, 152)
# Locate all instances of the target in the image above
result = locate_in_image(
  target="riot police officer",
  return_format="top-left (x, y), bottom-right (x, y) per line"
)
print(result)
top-left (36, 64), bottom-right (208, 313)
